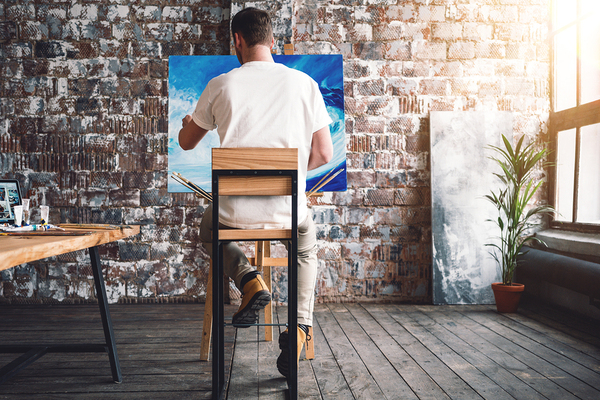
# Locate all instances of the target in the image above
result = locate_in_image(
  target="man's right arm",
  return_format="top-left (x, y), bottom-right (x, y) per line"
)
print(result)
top-left (179, 115), bottom-right (209, 150)
top-left (307, 126), bottom-right (333, 171)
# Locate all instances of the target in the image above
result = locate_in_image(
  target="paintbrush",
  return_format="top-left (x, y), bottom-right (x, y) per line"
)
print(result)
top-left (171, 174), bottom-right (211, 202)
top-left (174, 172), bottom-right (213, 201)
top-left (307, 168), bottom-right (344, 197)
top-left (171, 173), bottom-right (212, 202)
top-left (306, 168), bottom-right (335, 197)
top-left (0, 231), bottom-right (94, 236)
top-left (172, 172), bottom-right (212, 199)
top-left (58, 224), bottom-right (125, 230)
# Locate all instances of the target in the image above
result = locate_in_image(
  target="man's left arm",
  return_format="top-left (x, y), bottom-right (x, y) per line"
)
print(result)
top-left (179, 115), bottom-right (209, 150)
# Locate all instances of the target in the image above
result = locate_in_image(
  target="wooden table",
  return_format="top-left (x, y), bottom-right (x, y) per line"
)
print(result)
top-left (0, 225), bottom-right (140, 384)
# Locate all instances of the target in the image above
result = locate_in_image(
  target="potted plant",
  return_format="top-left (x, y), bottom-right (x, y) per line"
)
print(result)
top-left (485, 134), bottom-right (554, 313)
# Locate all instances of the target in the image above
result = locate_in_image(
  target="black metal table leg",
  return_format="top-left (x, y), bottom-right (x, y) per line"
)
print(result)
top-left (90, 245), bottom-right (122, 383)
top-left (0, 246), bottom-right (122, 384)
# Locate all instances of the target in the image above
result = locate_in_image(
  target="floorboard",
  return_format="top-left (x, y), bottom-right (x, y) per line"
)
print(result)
top-left (332, 303), bottom-right (418, 400)
top-left (0, 299), bottom-right (598, 399)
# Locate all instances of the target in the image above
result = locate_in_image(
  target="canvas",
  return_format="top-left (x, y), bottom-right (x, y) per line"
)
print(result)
top-left (430, 111), bottom-right (512, 305)
top-left (0, 179), bottom-right (22, 224)
top-left (168, 54), bottom-right (347, 193)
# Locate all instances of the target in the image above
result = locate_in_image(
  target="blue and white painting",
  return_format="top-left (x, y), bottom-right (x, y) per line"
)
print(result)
top-left (168, 54), bottom-right (347, 193)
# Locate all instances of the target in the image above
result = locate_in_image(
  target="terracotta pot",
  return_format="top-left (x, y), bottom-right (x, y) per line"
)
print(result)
top-left (491, 282), bottom-right (525, 313)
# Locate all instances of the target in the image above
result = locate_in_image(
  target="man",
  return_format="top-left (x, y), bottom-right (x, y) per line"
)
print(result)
top-left (178, 7), bottom-right (333, 378)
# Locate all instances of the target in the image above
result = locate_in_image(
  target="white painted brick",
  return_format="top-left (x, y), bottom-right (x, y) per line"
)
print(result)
top-left (418, 5), bottom-right (445, 22)
top-left (352, 23), bottom-right (373, 41)
top-left (354, 7), bottom-right (373, 23)
top-left (432, 23), bottom-right (463, 40)
top-left (367, 0), bottom-right (397, 5)
top-left (0, 119), bottom-right (8, 135)
top-left (67, 60), bottom-right (87, 78)
top-left (69, 4), bottom-right (98, 21)
top-left (463, 23), bottom-right (493, 41)
top-left (174, 24), bottom-right (201, 41)
top-left (133, 6), bottom-right (161, 22)
top-left (402, 23), bottom-right (429, 41)
top-left (162, 6), bottom-right (193, 23)
top-left (107, 5), bottom-right (130, 22)
top-left (413, 41), bottom-right (446, 60)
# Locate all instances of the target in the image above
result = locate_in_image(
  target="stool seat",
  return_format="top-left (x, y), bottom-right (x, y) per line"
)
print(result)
top-left (219, 229), bottom-right (291, 241)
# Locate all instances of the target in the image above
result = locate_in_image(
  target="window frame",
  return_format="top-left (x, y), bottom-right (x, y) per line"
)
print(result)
top-left (549, 0), bottom-right (600, 233)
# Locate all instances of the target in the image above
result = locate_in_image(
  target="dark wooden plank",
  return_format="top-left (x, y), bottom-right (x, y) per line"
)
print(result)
top-left (315, 305), bottom-right (386, 399)
top-left (355, 304), bottom-right (450, 400)
top-left (275, 306), bottom-right (321, 399)
top-left (457, 307), bottom-right (599, 399)
top-left (466, 308), bottom-right (600, 393)
top-left (227, 326), bottom-right (258, 398)
top-left (1, 302), bottom-right (599, 400)
top-left (389, 305), bottom-right (508, 400)
top-left (1, 320), bottom-right (207, 332)
top-left (364, 304), bottom-right (481, 400)
top-left (491, 309), bottom-right (600, 373)
top-left (502, 310), bottom-right (600, 363)
top-left (518, 300), bottom-right (600, 348)
top-left (439, 306), bottom-right (577, 400)
top-left (0, 392), bottom-right (207, 400)
top-left (410, 305), bottom-right (549, 400)
top-left (0, 303), bottom-right (235, 399)
top-left (0, 373), bottom-right (212, 394)
top-left (331, 303), bottom-right (418, 400)
top-left (309, 305), bottom-right (354, 399)
top-left (0, 360), bottom-right (209, 377)
top-left (257, 309), bottom-right (287, 400)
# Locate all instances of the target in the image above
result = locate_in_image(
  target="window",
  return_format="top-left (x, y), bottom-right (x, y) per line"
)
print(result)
top-left (550, 0), bottom-right (600, 230)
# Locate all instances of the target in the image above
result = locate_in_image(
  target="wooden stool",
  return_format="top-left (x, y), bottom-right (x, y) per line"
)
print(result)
top-left (200, 240), bottom-right (315, 361)
top-left (209, 148), bottom-right (302, 400)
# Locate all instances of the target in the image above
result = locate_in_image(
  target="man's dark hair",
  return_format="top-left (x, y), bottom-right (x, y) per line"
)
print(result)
top-left (231, 7), bottom-right (273, 47)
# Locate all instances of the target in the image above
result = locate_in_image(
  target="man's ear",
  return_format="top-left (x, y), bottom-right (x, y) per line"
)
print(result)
top-left (270, 36), bottom-right (274, 50)
top-left (233, 32), bottom-right (242, 48)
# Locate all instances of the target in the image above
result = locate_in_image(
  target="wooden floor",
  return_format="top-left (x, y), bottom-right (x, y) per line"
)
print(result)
top-left (0, 300), bottom-right (599, 399)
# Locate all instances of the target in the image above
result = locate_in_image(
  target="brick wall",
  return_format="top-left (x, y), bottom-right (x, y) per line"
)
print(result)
top-left (0, 0), bottom-right (550, 305)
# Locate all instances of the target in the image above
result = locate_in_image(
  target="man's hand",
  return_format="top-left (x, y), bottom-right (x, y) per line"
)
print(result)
top-left (179, 115), bottom-right (209, 150)
top-left (182, 115), bottom-right (193, 128)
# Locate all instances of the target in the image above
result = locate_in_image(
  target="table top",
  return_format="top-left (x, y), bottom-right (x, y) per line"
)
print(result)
top-left (0, 225), bottom-right (140, 271)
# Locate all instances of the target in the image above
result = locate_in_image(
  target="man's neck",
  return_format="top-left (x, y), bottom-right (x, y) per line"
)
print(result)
top-left (241, 44), bottom-right (274, 64)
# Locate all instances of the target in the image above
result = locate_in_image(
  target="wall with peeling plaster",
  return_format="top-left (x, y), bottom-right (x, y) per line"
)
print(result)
top-left (0, 0), bottom-right (550, 305)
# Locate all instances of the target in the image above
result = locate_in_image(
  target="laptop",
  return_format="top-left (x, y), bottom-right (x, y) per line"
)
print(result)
top-left (0, 179), bottom-right (23, 225)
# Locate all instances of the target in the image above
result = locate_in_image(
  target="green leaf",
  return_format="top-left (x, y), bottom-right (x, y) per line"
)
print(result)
top-left (485, 133), bottom-right (553, 285)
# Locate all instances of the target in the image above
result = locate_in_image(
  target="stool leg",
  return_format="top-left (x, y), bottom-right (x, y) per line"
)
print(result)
top-left (263, 264), bottom-right (273, 341)
top-left (255, 241), bottom-right (274, 342)
top-left (258, 241), bottom-right (274, 342)
top-left (200, 261), bottom-right (213, 361)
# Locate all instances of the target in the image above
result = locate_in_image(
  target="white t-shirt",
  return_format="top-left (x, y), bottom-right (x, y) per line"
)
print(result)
top-left (192, 61), bottom-right (332, 229)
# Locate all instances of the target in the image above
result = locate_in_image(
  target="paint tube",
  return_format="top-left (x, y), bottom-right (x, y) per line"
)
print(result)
top-left (1, 224), bottom-right (48, 232)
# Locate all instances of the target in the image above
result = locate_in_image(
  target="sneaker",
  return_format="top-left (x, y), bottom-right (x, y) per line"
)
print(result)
top-left (276, 326), bottom-right (307, 378)
top-left (231, 275), bottom-right (271, 327)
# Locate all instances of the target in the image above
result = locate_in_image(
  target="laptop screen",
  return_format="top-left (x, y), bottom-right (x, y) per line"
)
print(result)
top-left (0, 179), bottom-right (23, 224)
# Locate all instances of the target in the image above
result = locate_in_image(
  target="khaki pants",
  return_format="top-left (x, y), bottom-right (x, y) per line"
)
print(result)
top-left (199, 205), bottom-right (318, 326)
